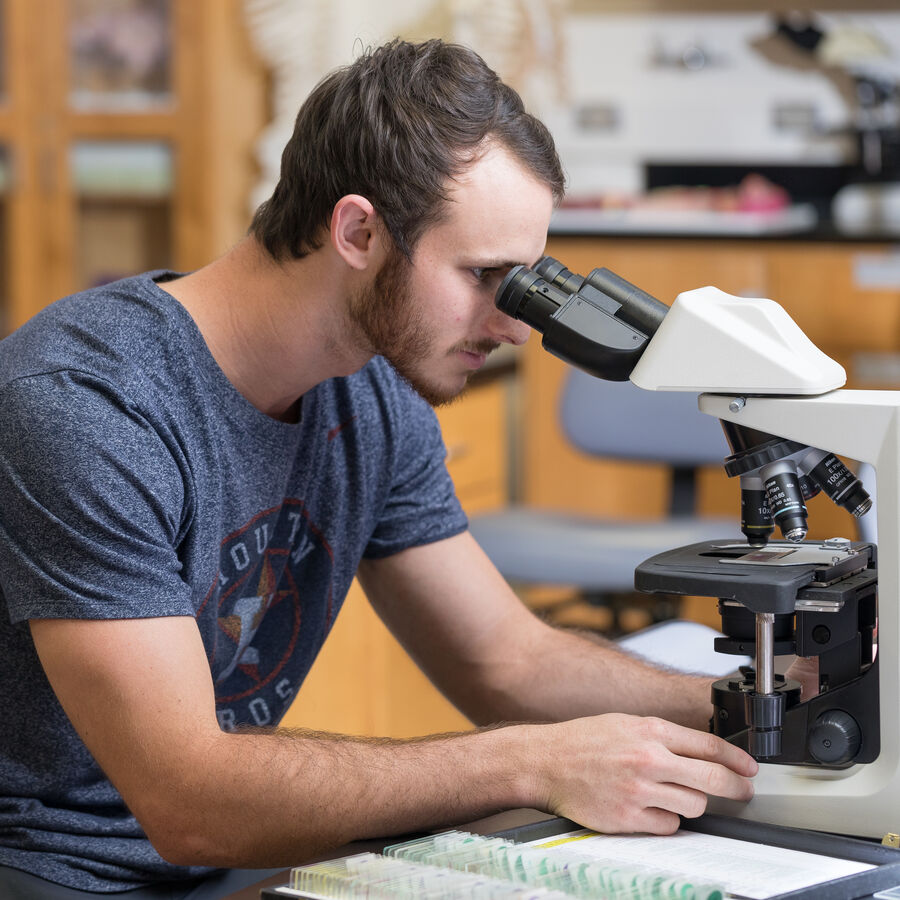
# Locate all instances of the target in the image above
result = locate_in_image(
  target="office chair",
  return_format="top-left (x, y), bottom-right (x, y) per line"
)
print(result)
top-left (469, 369), bottom-right (742, 635)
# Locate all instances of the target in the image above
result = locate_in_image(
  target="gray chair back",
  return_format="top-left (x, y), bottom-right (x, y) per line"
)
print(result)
top-left (560, 369), bottom-right (728, 466)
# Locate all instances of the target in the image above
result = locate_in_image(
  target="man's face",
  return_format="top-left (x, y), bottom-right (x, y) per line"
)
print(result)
top-left (349, 143), bottom-right (554, 406)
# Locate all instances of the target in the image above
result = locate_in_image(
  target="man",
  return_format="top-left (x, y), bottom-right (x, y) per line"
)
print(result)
top-left (0, 38), bottom-right (756, 898)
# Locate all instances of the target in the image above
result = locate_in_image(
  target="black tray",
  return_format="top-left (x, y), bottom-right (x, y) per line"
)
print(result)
top-left (260, 813), bottom-right (900, 900)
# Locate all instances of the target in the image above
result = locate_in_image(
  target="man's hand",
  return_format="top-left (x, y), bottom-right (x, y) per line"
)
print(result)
top-left (526, 713), bottom-right (757, 835)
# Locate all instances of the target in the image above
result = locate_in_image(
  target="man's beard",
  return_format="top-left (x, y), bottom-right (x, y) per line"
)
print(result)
top-left (348, 247), bottom-right (495, 407)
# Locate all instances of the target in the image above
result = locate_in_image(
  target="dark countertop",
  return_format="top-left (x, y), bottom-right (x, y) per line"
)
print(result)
top-left (555, 161), bottom-right (900, 243)
top-left (548, 217), bottom-right (900, 244)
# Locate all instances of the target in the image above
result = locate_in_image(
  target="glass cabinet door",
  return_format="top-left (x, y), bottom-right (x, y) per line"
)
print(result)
top-left (0, 0), bottom-right (265, 331)
top-left (72, 140), bottom-right (173, 288)
top-left (69, 0), bottom-right (172, 111)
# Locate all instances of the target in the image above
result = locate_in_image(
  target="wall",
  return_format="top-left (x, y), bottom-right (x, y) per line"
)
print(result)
top-left (545, 12), bottom-right (900, 196)
top-left (242, 2), bottom-right (900, 204)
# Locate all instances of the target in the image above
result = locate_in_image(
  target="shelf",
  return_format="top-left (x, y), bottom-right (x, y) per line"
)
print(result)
top-left (71, 140), bottom-right (172, 198)
top-left (66, 112), bottom-right (179, 137)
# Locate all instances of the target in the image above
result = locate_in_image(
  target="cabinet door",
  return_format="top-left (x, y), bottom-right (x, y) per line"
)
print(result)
top-left (0, 1), bottom-right (44, 332)
top-left (0, 0), bottom-right (265, 333)
top-left (766, 243), bottom-right (900, 374)
top-left (281, 379), bottom-right (509, 738)
top-left (766, 243), bottom-right (900, 540)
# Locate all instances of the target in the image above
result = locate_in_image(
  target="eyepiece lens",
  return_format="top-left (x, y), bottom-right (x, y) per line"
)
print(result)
top-left (495, 265), bottom-right (536, 317)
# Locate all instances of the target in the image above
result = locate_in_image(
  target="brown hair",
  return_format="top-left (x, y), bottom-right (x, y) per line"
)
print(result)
top-left (249, 38), bottom-right (565, 261)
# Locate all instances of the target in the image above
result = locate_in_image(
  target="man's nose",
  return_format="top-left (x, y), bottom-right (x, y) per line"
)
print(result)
top-left (487, 307), bottom-right (531, 346)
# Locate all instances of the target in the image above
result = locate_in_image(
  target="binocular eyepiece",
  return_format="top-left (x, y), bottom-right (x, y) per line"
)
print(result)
top-left (495, 257), bottom-right (668, 381)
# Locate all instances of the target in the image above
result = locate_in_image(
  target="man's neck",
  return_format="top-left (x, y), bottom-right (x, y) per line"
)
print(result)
top-left (158, 238), bottom-right (372, 422)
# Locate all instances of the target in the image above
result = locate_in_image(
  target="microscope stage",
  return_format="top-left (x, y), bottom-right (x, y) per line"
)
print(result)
top-left (635, 539), bottom-right (875, 614)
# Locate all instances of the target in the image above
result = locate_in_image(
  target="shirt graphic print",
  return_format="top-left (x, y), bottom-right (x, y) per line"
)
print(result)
top-left (204, 498), bottom-right (334, 731)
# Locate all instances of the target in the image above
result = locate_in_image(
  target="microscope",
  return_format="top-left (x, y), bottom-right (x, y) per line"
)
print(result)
top-left (496, 257), bottom-right (899, 840)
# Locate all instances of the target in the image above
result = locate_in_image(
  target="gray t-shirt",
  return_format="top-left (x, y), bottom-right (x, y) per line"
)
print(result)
top-left (0, 272), bottom-right (468, 891)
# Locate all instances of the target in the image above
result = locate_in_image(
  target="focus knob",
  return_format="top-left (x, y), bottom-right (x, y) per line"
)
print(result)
top-left (808, 710), bottom-right (861, 766)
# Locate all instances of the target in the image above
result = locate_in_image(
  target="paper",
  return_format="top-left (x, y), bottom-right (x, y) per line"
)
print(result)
top-left (531, 829), bottom-right (875, 899)
top-left (618, 620), bottom-right (750, 677)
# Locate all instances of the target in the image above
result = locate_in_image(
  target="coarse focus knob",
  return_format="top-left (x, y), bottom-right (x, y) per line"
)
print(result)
top-left (808, 710), bottom-right (861, 766)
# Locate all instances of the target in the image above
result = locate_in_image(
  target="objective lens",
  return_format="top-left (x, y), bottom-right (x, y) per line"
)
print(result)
top-left (740, 474), bottom-right (774, 548)
top-left (798, 474), bottom-right (821, 502)
top-left (801, 449), bottom-right (873, 518)
top-left (761, 461), bottom-right (808, 542)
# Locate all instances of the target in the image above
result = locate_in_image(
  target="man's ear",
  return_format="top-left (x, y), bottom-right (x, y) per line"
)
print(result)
top-left (330, 195), bottom-right (385, 270)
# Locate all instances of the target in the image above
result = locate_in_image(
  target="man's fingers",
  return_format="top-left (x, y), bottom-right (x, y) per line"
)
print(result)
top-left (630, 807), bottom-right (682, 836)
top-left (645, 717), bottom-right (759, 777)
top-left (664, 757), bottom-right (755, 803)
top-left (544, 714), bottom-right (756, 836)
top-left (648, 783), bottom-right (709, 820)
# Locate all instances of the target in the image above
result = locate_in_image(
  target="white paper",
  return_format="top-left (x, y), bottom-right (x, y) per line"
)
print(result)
top-left (530, 828), bottom-right (875, 899)
top-left (618, 620), bottom-right (750, 677)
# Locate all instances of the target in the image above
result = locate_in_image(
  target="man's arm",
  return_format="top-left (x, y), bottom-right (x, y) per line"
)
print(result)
top-left (358, 530), bottom-right (718, 731)
top-left (29, 615), bottom-right (534, 867)
top-left (30, 576), bottom-right (754, 870)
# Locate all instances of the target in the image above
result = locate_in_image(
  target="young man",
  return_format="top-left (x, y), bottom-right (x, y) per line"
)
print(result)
top-left (0, 39), bottom-right (756, 898)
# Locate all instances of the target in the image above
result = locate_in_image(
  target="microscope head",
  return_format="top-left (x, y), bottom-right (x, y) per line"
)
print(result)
top-left (496, 256), bottom-right (873, 545)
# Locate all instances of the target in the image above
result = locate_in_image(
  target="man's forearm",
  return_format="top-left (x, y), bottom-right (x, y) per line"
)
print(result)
top-left (361, 536), bottom-right (714, 735)
top-left (148, 723), bottom-right (536, 869)
top-left (29, 611), bottom-right (751, 876)
top-left (148, 706), bottom-right (756, 869)
top-left (450, 620), bottom-right (714, 731)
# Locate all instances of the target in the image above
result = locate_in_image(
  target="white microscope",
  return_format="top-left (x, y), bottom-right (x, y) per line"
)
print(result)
top-left (496, 257), bottom-right (897, 841)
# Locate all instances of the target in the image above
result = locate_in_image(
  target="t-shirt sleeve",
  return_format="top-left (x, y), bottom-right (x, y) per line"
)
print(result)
top-left (363, 381), bottom-right (468, 559)
top-left (0, 371), bottom-right (195, 624)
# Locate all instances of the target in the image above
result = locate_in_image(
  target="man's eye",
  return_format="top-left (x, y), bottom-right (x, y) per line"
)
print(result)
top-left (471, 267), bottom-right (506, 287)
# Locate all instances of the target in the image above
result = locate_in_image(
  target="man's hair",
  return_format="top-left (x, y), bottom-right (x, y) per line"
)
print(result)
top-left (249, 38), bottom-right (565, 261)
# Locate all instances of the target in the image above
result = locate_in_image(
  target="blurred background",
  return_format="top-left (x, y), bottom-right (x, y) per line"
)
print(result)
top-left (1, 0), bottom-right (898, 735)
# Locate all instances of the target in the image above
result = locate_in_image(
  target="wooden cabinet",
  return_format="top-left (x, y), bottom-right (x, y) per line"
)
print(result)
top-left (281, 377), bottom-right (511, 738)
top-left (523, 236), bottom-right (900, 552)
top-left (0, 0), bottom-right (265, 333)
